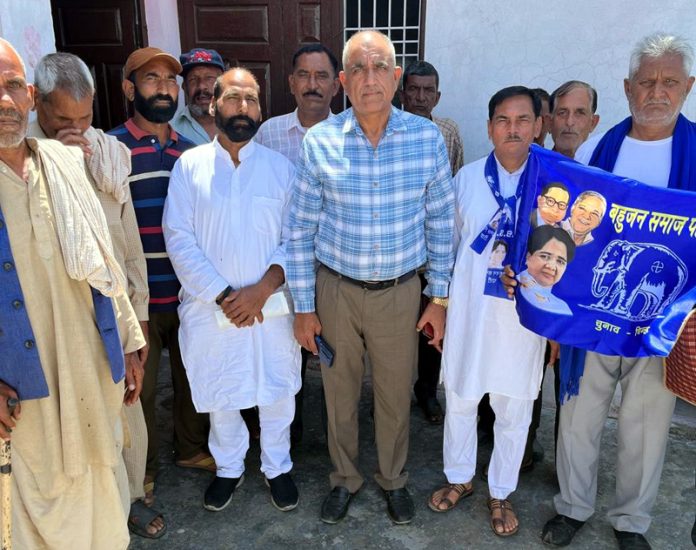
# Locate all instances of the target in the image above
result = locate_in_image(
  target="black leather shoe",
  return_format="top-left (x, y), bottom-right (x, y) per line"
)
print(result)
top-left (418, 397), bottom-right (444, 425)
top-left (613, 529), bottom-right (651, 550)
top-left (383, 487), bottom-right (415, 525)
top-left (265, 473), bottom-right (299, 511)
top-left (541, 514), bottom-right (585, 546)
top-left (204, 475), bottom-right (244, 512)
top-left (320, 486), bottom-right (354, 524)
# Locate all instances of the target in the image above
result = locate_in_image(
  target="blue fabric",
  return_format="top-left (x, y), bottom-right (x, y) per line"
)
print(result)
top-left (0, 205), bottom-right (48, 400)
top-left (560, 115), bottom-right (696, 402)
top-left (0, 205), bottom-right (124, 400)
top-left (287, 107), bottom-right (454, 312)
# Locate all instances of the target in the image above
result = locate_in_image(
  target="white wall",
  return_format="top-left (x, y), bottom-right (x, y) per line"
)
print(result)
top-left (144, 0), bottom-right (182, 59)
top-left (425, 0), bottom-right (696, 163)
top-left (0, 0), bottom-right (56, 83)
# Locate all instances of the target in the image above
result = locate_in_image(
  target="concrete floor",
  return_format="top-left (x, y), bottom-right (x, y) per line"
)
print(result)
top-left (129, 357), bottom-right (696, 550)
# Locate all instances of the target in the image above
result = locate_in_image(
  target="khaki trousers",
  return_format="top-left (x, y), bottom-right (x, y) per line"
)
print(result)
top-left (316, 266), bottom-right (420, 493)
top-left (142, 311), bottom-right (210, 475)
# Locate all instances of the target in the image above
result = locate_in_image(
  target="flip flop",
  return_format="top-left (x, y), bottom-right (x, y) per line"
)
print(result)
top-left (175, 453), bottom-right (216, 473)
top-left (128, 500), bottom-right (167, 539)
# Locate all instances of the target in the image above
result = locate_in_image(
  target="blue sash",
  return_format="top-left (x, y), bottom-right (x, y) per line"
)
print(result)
top-left (560, 114), bottom-right (696, 403)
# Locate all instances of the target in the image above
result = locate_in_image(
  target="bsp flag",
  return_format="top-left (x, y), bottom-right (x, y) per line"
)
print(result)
top-left (510, 145), bottom-right (696, 357)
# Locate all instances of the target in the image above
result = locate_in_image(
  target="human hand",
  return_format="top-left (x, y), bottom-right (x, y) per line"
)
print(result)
top-left (124, 351), bottom-right (144, 405)
top-left (501, 265), bottom-right (517, 299)
top-left (0, 381), bottom-right (20, 441)
top-left (417, 302), bottom-right (447, 352)
top-left (293, 312), bottom-right (322, 354)
top-left (54, 127), bottom-right (93, 158)
top-left (221, 281), bottom-right (273, 328)
top-left (137, 321), bottom-right (149, 367)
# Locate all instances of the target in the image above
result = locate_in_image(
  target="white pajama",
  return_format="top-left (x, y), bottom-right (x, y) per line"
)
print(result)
top-left (209, 394), bottom-right (295, 480)
top-left (443, 389), bottom-right (534, 499)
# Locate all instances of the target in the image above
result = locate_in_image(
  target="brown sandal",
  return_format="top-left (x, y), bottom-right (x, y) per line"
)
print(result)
top-left (487, 498), bottom-right (519, 537)
top-left (427, 482), bottom-right (473, 512)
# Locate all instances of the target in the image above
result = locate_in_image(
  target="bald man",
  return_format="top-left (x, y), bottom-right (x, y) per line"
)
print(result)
top-left (0, 39), bottom-right (144, 549)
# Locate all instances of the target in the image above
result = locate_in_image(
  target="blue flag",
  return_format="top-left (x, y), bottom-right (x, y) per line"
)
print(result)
top-left (512, 145), bottom-right (696, 357)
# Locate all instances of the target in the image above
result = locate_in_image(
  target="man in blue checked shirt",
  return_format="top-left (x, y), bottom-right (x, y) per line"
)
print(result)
top-left (287, 29), bottom-right (454, 526)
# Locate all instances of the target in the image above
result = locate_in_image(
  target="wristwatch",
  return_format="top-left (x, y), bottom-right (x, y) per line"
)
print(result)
top-left (430, 296), bottom-right (449, 309)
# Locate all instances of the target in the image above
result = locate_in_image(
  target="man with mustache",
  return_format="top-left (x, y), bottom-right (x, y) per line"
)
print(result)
top-left (0, 38), bottom-right (144, 549)
top-left (256, 43), bottom-right (340, 446)
top-left (172, 48), bottom-right (225, 145)
top-left (542, 33), bottom-right (696, 549)
top-left (163, 68), bottom-right (301, 513)
top-left (548, 80), bottom-right (600, 159)
top-left (399, 60), bottom-right (463, 426)
top-left (428, 86), bottom-right (544, 537)
top-left (109, 47), bottom-right (213, 506)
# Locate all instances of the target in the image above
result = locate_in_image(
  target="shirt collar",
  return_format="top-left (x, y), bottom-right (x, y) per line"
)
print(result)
top-left (125, 118), bottom-right (179, 143)
top-left (213, 136), bottom-right (256, 164)
top-left (493, 153), bottom-right (528, 176)
top-left (290, 108), bottom-right (335, 132)
top-left (342, 106), bottom-right (406, 137)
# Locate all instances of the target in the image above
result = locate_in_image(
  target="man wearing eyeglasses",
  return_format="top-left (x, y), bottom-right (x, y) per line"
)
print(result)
top-left (172, 48), bottom-right (226, 145)
top-left (531, 182), bottom-right (570, 228)
top-left (560, 191), bottom-right (606, 246)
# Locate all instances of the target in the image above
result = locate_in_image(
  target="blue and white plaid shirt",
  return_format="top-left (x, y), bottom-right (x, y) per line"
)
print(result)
top-left (287, 106), bottom-right (454, 313)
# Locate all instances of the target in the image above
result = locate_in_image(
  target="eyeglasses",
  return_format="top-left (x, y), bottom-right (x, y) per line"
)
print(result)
top-left (542, 195), bottom-right (568, 210)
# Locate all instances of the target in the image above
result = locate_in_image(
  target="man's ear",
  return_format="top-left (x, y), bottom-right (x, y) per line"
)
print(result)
top-left (590, 114), bottom-right (600, 132)
top-left (122, 78), bottom-right (135, 102)
top-left (209, 99), bottom-right (216, 118)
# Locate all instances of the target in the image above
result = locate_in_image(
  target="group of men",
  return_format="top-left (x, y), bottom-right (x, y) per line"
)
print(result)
top-left (0, 25), bottom-right (692, 550)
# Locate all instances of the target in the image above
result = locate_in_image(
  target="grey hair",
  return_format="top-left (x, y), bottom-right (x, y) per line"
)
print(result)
top-left (34, 52), bottom-right (94, 101)
top-left (342, 29), bottom-right (396, 69)
top-left (572, 190), bottom-right (607, 218)
top-left (550, 80), bottom-right (598, 114)
top-left (629, 33), bottom-right (694, 79)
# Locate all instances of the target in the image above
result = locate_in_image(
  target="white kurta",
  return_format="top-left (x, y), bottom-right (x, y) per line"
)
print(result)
top-left (441, 155), bottom-right (545, 400)
top-left (163, 139), bottom-right (301, 411)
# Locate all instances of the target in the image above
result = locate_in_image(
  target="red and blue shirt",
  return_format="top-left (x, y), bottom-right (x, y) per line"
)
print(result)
top-left (108, 119), bottom-right (195, 313)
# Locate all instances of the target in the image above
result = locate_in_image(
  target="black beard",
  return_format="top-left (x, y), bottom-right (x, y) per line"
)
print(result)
top-left (215, 111), bottom-right (260, 143)
top-left (133, 87), bottom-right (177, 123)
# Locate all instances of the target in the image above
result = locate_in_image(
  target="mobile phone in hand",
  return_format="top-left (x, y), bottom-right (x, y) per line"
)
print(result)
top-left (314, 335), bottom-right (335, 367)
top-left (422, 322), bottom-right (435, 340)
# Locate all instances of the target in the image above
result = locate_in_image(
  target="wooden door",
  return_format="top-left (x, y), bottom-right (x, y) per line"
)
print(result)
top-left (177, 0), bottom-right (343, 118)
top-left (51, 0), bottom-right (146, 130)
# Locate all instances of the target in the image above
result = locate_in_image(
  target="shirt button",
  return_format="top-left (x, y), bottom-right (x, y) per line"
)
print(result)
top-left (373, 213), bottom-right (379, 219)
top-left (373, 182), bottom-right (378, 188)
top-left (373, 244), bottom-right (379, 250)
top-left (151, 138), bottom-right (156, 144)
top-left (12, 299), bottom-right (23, 309)
top-left (24, 339), bottom-right (35, 349)
top-left (3, 261), bottom-right (13, 271)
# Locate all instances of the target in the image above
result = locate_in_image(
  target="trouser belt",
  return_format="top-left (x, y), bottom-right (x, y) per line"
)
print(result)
top-left (321, 264), bottom-right (417, 290)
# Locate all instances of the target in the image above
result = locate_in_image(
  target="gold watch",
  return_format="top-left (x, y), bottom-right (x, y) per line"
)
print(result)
top-left (430, 296), bottom-right (449, 309)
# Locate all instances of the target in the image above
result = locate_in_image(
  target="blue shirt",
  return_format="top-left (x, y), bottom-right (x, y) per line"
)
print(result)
top-left (287, 107), bottom-right (454, 313)
top-left (108, 119), bottom-right (195, 313)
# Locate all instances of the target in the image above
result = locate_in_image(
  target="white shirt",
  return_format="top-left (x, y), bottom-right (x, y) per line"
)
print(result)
top-left (163, 138), bottom-right (300, 411)
top-left (575, 132), bottom-right (672, 188)
top-left (442, 155), bottom-right (545, 400)
top-left (255, 108), bottom-right (334, 164)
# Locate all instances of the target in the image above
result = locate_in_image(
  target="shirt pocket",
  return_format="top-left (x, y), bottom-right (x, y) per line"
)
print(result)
top-left (251, 196), bottom-right (282, 236)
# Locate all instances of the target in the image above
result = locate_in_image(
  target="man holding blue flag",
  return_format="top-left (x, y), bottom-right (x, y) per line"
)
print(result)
top-left (428, 86), bottom-right (545, 537)
top-left (543, 33), bottom-right (696, 550)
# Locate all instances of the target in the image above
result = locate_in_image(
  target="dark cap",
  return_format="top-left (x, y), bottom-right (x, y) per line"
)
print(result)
top-left (180, 48), bottom-right (225, 77)
top-left (124, 47), bottom-right (182, 80)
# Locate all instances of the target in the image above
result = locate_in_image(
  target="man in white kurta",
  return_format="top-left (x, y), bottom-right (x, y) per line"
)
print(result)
top-left (430, 87), bottom-right (545, 537)
top-left (163, 68), bottom-right (301, 514)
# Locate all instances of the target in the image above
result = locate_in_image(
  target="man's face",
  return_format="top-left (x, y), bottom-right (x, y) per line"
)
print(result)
top-left (625, 53), bottom-right (695, 128)
top-left (569, 195), bottom-right (604, 236)
top-left (339, 33), bottom-right (402, 117)
top-left (289, 52), bottom-right (339, 118)
top-left (550, 87), bottom-right (599, 157)
top-left (537, 186), bottom-right (569, 225)
top-left (400, 74), bottom-right (440, 118)
top-left (488, 95), bottom-right (541, 160)
top-left (35, 88), bottom-right (93, 138)
top-left (182, 65), bottom-right (222, 117)
top-left (127, 59), bottom-right (179, 123)
top-left (534, 98), bottom-right (550, 145)
top-left (0, 44), bottom-right (34, 148)
top-left (526, 237), bottom-right (569, 288)
top-left (211, 69), bottom-right (262, 143)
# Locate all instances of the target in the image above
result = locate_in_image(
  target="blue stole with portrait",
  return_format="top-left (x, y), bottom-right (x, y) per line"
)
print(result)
top-left (559, 113), bottom-right (696, 403)
top-left (471, 152), bottom-right (529, 298)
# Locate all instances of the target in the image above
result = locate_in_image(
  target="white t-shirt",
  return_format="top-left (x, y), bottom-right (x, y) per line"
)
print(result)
top-left (575, 133), bottom-right (672, 188)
